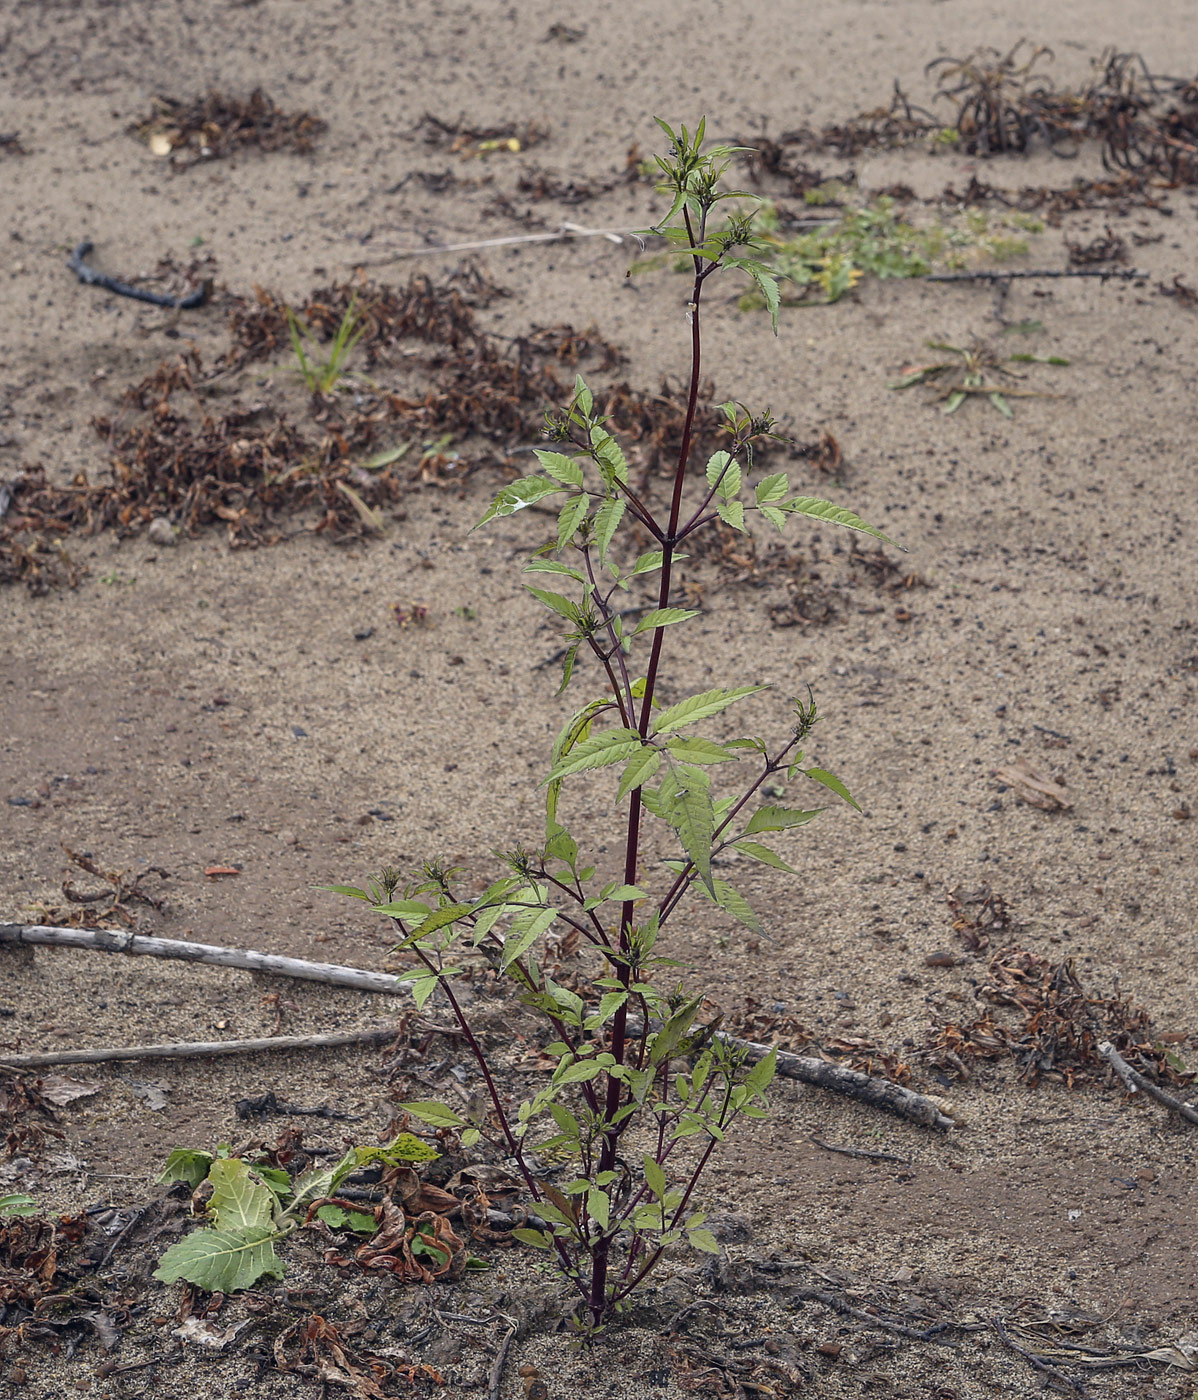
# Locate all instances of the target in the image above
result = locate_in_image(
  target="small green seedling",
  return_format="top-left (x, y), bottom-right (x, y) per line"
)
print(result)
top-left (890, 338), bottom-right (1069, 416)
top-left (285, 295), bottom-right (366, 395)
top-left (0, 1193), bottom-right (37, 1218)
top-left (151, 1133), bottom-right (464, 1292)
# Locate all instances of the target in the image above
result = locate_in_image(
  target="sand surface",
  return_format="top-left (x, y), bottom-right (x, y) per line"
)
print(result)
top-left (2, 2), bottom-right (1197, 1396)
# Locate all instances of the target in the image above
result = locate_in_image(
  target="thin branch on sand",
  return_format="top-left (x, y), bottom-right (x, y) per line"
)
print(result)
top-left (0, 1028), bottom-right (399, 1070)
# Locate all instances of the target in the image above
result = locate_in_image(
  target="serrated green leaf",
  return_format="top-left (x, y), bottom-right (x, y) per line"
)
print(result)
top-left (587, 1188), bottom-right (610, 1231)
top-left (733, 840), bottom-right (799, 874)
top-left (157, 1148), bottom-right (214, 1190)
top-left (669, 765), bottom-right (715, 895)
top-left (802, 767), bottom-right (861, 811)
top-left (710, 878), bottom-right (764, 935)
top-left (557, 494), bottom-right (590, 549)
top-left (546, 727), bottom-right (643, 782)
top-left (474, 475), bottom-right (566, 529)
top-left (616, 746), bottom-right (662, 801)
top-left (585, 991), bottom-right (629, 1031)
top-left (412, 903), bottom-right (472, 937)
top-left (705, 451), bottom-right (736, 497)
top-left (633, 607), bottom-right (699, 635)
top-left (557, 1059), bottom-right (604, 1085)
top-left (524, 558), bottom-right (586, 582)
top-left (755, 472), bottom-right (789, 505)
top-left (525, 586), bottom-right (580, 622)
top-left (371, 900), bottom-right (434, 922)
top-left (573, 375), bottom-right (593, 417)
top-left (317, 1204), bottom-right (379, 1234)
top-left (317, 884), bottom-right (370, 902)
top-left (781, 496), bottom-right (902, 550)
top-left (717, 500), bottom-right (746, 531)
top-left (400, 1100), bottom-right (468, 1128)
top-left (744, 1046), bottom-right (778, 1097)
top-left (534, 449), bottom-right (585, 487)
top-left (665, 735), bottom-right (736, 764)
top-left (652, 686), bottom-right (768, 735)
top-left (687, 1227), bottom-right (721, 1254)
top-left (631, 550), bottom-right (672, 575)
top-left (758, 503), bottom-right (787, 531)
top-left (511, 1227), bottom-right (553, 1250)
top-left (153, 1226), bottom-right (283, 1292)
top-left (743, 805), bottom-right (823, 835)
top-left (208, 1158), bottom-right (276, 1231)
top-left (502, 905), bottom-right (558, 969)
top-left (644, 1155), bottom-right (667, 1201)
top-left (741, 260), bottom-right (781, 333)
top-left (590, 427), bottom-right (628, 487)
top-left (594, 497), bottom-right (626, 566)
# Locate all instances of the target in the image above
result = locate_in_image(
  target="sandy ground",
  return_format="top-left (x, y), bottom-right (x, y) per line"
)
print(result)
top-left (2, 1), bottom-right (1198, 1397)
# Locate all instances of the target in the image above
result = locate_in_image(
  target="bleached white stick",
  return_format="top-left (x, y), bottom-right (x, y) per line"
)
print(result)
top-left (0, 923), bottom-right (410, 995)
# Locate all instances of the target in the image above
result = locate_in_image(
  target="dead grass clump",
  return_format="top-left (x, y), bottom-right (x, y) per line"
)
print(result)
top-left (131, 89), bottom-right (326, 166)
top-left (927, 947), bottom-right (1196, 1089)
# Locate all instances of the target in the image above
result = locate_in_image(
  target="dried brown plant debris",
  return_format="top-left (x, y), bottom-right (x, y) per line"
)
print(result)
top-left (2, 1077), bottom-right (65, 1162)
top-left (410, 111), bottom-right (548, 156)
top-left (0, 526), bottom-right (84, 594)
top-left (132, 89), bottom-right (326, 167)
top-left (0, 1209), bottom-right (86, 1317)
top-left (273, 1312), bottom-right (444, 1394)
top-left (1065, 225), bottom-right (1128, 265)
top-left (926, 947), bottom-right (1196, 1089)
top-left (946, 884), bottom-right (1015, 953)
top-left (1160, 275), bottom-right (1198, 307)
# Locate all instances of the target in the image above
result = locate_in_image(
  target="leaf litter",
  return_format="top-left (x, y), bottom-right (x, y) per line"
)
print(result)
top-left (926, 946), bottom-right (1197, 1090)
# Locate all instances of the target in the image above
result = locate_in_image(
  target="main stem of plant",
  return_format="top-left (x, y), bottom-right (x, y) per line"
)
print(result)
top-left (587, 241), bottom-right (707, 1328)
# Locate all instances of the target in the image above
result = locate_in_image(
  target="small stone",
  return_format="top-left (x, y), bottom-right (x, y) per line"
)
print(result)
top-left (925, 950), bottom-right (956, 968)
top-left (147, 517), bottom-right (178, 546)
top-left (277, 829), bottom-right (298, 846)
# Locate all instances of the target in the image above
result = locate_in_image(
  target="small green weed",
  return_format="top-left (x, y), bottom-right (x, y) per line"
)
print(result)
top-left (152, 1133), bottom-right (487, 1291)
top-left (890, 338), bottom-right (1069, 417)
top-left (0, 1192), bottom-right (37, 1218)
top-left (285, 294), bottom-right (365, 394)
top-left (736, 197), bottom-right (1041, 305)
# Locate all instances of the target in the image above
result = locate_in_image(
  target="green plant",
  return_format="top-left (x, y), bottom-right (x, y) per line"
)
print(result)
top-left (328, 118), bottom-right (901, 1335)
top-left (734, 196), bottom-right (1039, 306)
top-left (285, 294), bottom-right (365, 394)
top-left (890, 337), bottom-right (1069, 416)
top-left (0, 1192), bottom-right (37, 1218)
top-left (150, 1133), bottom-right (470, 1291)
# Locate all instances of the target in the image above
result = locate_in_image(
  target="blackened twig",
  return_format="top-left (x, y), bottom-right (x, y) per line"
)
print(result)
top-left (69, 240), bottom-right (210, 308)
top-left (925, 267), bottom-right (1148, 283)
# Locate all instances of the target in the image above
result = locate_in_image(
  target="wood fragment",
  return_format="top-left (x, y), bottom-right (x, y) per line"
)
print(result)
top-left (737, 1033), bottom-right (958, 1130)
top-left (358, 223), bottom-right (639, 266)
top-left (992, 1314), bottom-right (1094, 1396)
top-left (808, 1134), bottom-right (912, 1165)
top-left (0, 1027), bottom-right (398, 1070)
top-left (992, 755), bottom-right (1072, 810)
top-left (627, 1018), bottom-right (957, 1129)
top-left (1098, 1040), bottom-right (1198, 1127)
top-left (487, 1321), bottom-right (518, 1400)
top-left (3, 925), bottom-right (959, 1127)
top-left (0, 923), bottom-right (411, 995)
top-left (925, 267), bottom-right (1148, 283)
